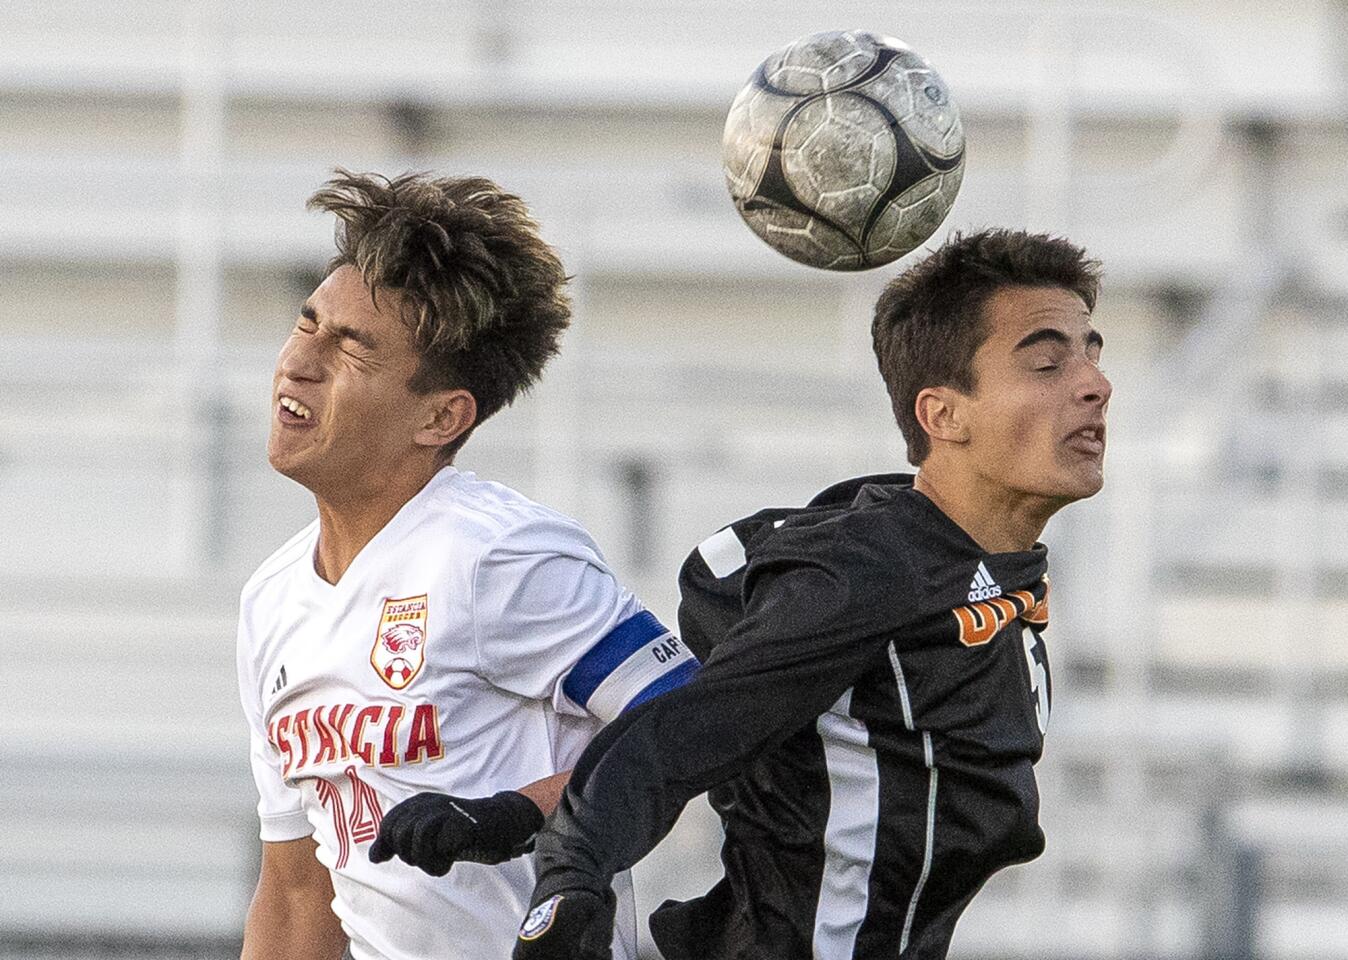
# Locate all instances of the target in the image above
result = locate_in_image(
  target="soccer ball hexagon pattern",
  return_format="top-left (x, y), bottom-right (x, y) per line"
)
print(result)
top-left (722, 30), bottom-right (965, 271)
top-left (383, 658), bottom-right (415, 684)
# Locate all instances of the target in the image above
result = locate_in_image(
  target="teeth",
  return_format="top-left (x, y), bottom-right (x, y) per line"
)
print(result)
top-left (280, 396), bottom-right (312, 420)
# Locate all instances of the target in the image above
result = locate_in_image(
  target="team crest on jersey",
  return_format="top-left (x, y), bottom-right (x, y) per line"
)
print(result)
top-left (371, 595), bottom-right (429, 690)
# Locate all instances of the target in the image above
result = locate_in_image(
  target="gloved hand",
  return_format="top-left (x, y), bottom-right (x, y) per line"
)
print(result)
top-left (368, 790), bottom-right (543, 875)
top-left (513, 887), bottom-right (616, 960)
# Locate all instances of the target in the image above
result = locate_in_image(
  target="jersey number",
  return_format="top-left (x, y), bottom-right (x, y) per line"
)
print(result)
top-left (1020, 627), bottom-right (1050, 735)
top-left (315, 765), bottom-right (385, 869)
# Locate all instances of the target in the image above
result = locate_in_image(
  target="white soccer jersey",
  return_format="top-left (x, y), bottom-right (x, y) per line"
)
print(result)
top-left (236, 467), bottom-right (698, 960)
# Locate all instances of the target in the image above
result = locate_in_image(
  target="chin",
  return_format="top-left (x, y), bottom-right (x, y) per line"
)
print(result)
top-left (1020, 466), bottom-right (1103, 506)
top-left (267, 445), bottom-right (309, 485)
top-left (1060, 467), bottom-right (1105, 501)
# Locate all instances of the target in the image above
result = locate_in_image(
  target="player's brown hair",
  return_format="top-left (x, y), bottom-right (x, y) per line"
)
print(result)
top-left (308, 169), bottom-right (570, 459)
top-left (871, 229), bottom-right (1102, 464)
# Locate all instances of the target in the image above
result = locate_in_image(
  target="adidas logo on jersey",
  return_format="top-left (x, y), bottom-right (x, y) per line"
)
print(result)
top-left (271, 664), bottom-right (288, 695)
top-left (967, 562), bottom-right (1002, 602)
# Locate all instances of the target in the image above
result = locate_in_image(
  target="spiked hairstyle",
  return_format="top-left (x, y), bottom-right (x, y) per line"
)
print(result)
top-left (308, 169), bottom-right (571, 458)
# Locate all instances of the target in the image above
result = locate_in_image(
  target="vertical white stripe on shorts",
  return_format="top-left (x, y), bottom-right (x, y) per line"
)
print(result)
top-left (812, 689), bottom-right (881, 960)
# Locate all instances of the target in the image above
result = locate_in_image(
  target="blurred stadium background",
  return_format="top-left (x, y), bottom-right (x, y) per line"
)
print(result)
top-left (1, 0), bottom-right (1346, 957)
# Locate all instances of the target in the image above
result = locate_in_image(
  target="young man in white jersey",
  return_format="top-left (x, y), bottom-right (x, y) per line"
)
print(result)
top-left (236, 170), bottom-right (697, 960)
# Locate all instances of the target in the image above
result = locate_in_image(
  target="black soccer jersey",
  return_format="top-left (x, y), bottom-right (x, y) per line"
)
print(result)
top-left (532, 475), bottom-right (1053, 960)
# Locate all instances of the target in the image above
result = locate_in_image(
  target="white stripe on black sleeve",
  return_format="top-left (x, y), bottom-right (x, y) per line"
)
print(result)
top-left (696, 526), bottom-right (747, 579)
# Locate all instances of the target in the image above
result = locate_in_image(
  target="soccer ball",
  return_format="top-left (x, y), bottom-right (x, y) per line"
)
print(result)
top-left (384, 658), bottom-right (415, 685)
top-left (722, 30), bottom-right (965, 271)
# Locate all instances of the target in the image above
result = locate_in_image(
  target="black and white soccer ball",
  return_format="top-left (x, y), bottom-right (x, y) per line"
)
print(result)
top-left (384, 657), bottom-right (415, 684)
top-left (722, 30), bottom-right (965, 271)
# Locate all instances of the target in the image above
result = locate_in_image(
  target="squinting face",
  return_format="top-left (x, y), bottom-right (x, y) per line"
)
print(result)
top-left (267, 265), bottom-right (432, 498)
top-left (960, 285), bottom-right (1111, 504)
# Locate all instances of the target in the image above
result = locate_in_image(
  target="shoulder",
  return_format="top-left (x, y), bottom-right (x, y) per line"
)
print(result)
top-left (428, 471), bottom-right (605, 567)
top-left (748, 493), bottom-right (895, 563)
top-left (237, 520), bottom-right (318, 664)
top-left (240, 519), bottom-right (319, 605)
top-left (742, 484), bottom-right (927, 600)
top-left (685, 483), bottom-right (911, 586)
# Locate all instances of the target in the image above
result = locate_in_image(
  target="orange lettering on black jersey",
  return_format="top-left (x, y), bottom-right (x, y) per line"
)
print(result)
top-left (404, 704), bottom-right (444, 764)
top-left (954, 582), bottom-right (1050, 647)
top-left (987, 596), bottom-right (1018, 625)
top-left (953, 602), bottom-right (1001, 646)
top-left (1023, 578), bottom-right (1050, 625)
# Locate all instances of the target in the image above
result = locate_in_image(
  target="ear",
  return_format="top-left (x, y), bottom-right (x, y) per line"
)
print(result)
top-left (914, 386), bottom-right (970, 448)
top-left (414, 389), bottom-right (478, 450)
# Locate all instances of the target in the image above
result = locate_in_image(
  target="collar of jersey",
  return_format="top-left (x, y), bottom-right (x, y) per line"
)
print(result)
top-left (304, 465), bottom-right (461, 591)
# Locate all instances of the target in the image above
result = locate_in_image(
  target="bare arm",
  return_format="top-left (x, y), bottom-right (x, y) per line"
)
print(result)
top-left (517, 770), bottom-right (571, 816)
top-left (241, 837), bottom-right (347, 960)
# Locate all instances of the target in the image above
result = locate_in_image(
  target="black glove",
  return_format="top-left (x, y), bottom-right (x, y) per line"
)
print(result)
top-left (368, 790), bottom-right (543, 875)
top-left (513, 888), bottom-right (616, 960)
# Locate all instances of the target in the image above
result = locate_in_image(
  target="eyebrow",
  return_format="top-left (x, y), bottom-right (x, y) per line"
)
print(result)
top-left (300, 303), bottom-right (379, 351)
top-left (1013, 328), bottom-right (1105, 352)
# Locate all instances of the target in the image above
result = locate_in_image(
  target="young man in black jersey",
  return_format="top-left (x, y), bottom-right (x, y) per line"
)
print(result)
top-left (513, 229), bottom-right (1111, 960)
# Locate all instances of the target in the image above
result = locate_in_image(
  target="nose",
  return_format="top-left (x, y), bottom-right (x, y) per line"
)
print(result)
top-left (277, 330), bottom-right (323, 384)
top-left (1079, 361), bottom-right (1112, 407)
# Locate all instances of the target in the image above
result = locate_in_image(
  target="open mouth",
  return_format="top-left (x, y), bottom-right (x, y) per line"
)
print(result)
top-left (278, 395), bottom-right (314, 423)
top-left (1065, 425), bottom-right (1105, 456)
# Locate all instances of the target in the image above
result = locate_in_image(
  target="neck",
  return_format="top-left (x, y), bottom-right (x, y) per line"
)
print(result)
top-left (311, 462), bottom-right (444, 584)
top-left (912, 462), bottom-right (1059, 554)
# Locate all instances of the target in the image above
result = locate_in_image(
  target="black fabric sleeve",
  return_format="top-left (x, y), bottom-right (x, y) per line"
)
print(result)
top-left (530, 522), bottom-right (905, 898)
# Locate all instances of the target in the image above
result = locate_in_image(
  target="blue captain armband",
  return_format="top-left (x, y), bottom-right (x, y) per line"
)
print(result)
top-left (563, 611), bottom-right (700, 723)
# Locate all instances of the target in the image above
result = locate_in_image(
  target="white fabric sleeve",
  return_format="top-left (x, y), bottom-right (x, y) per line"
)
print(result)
top-left (236, 608), bottom-right (312, 842)
top-left (472, 516), bottom-right (698, 722)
